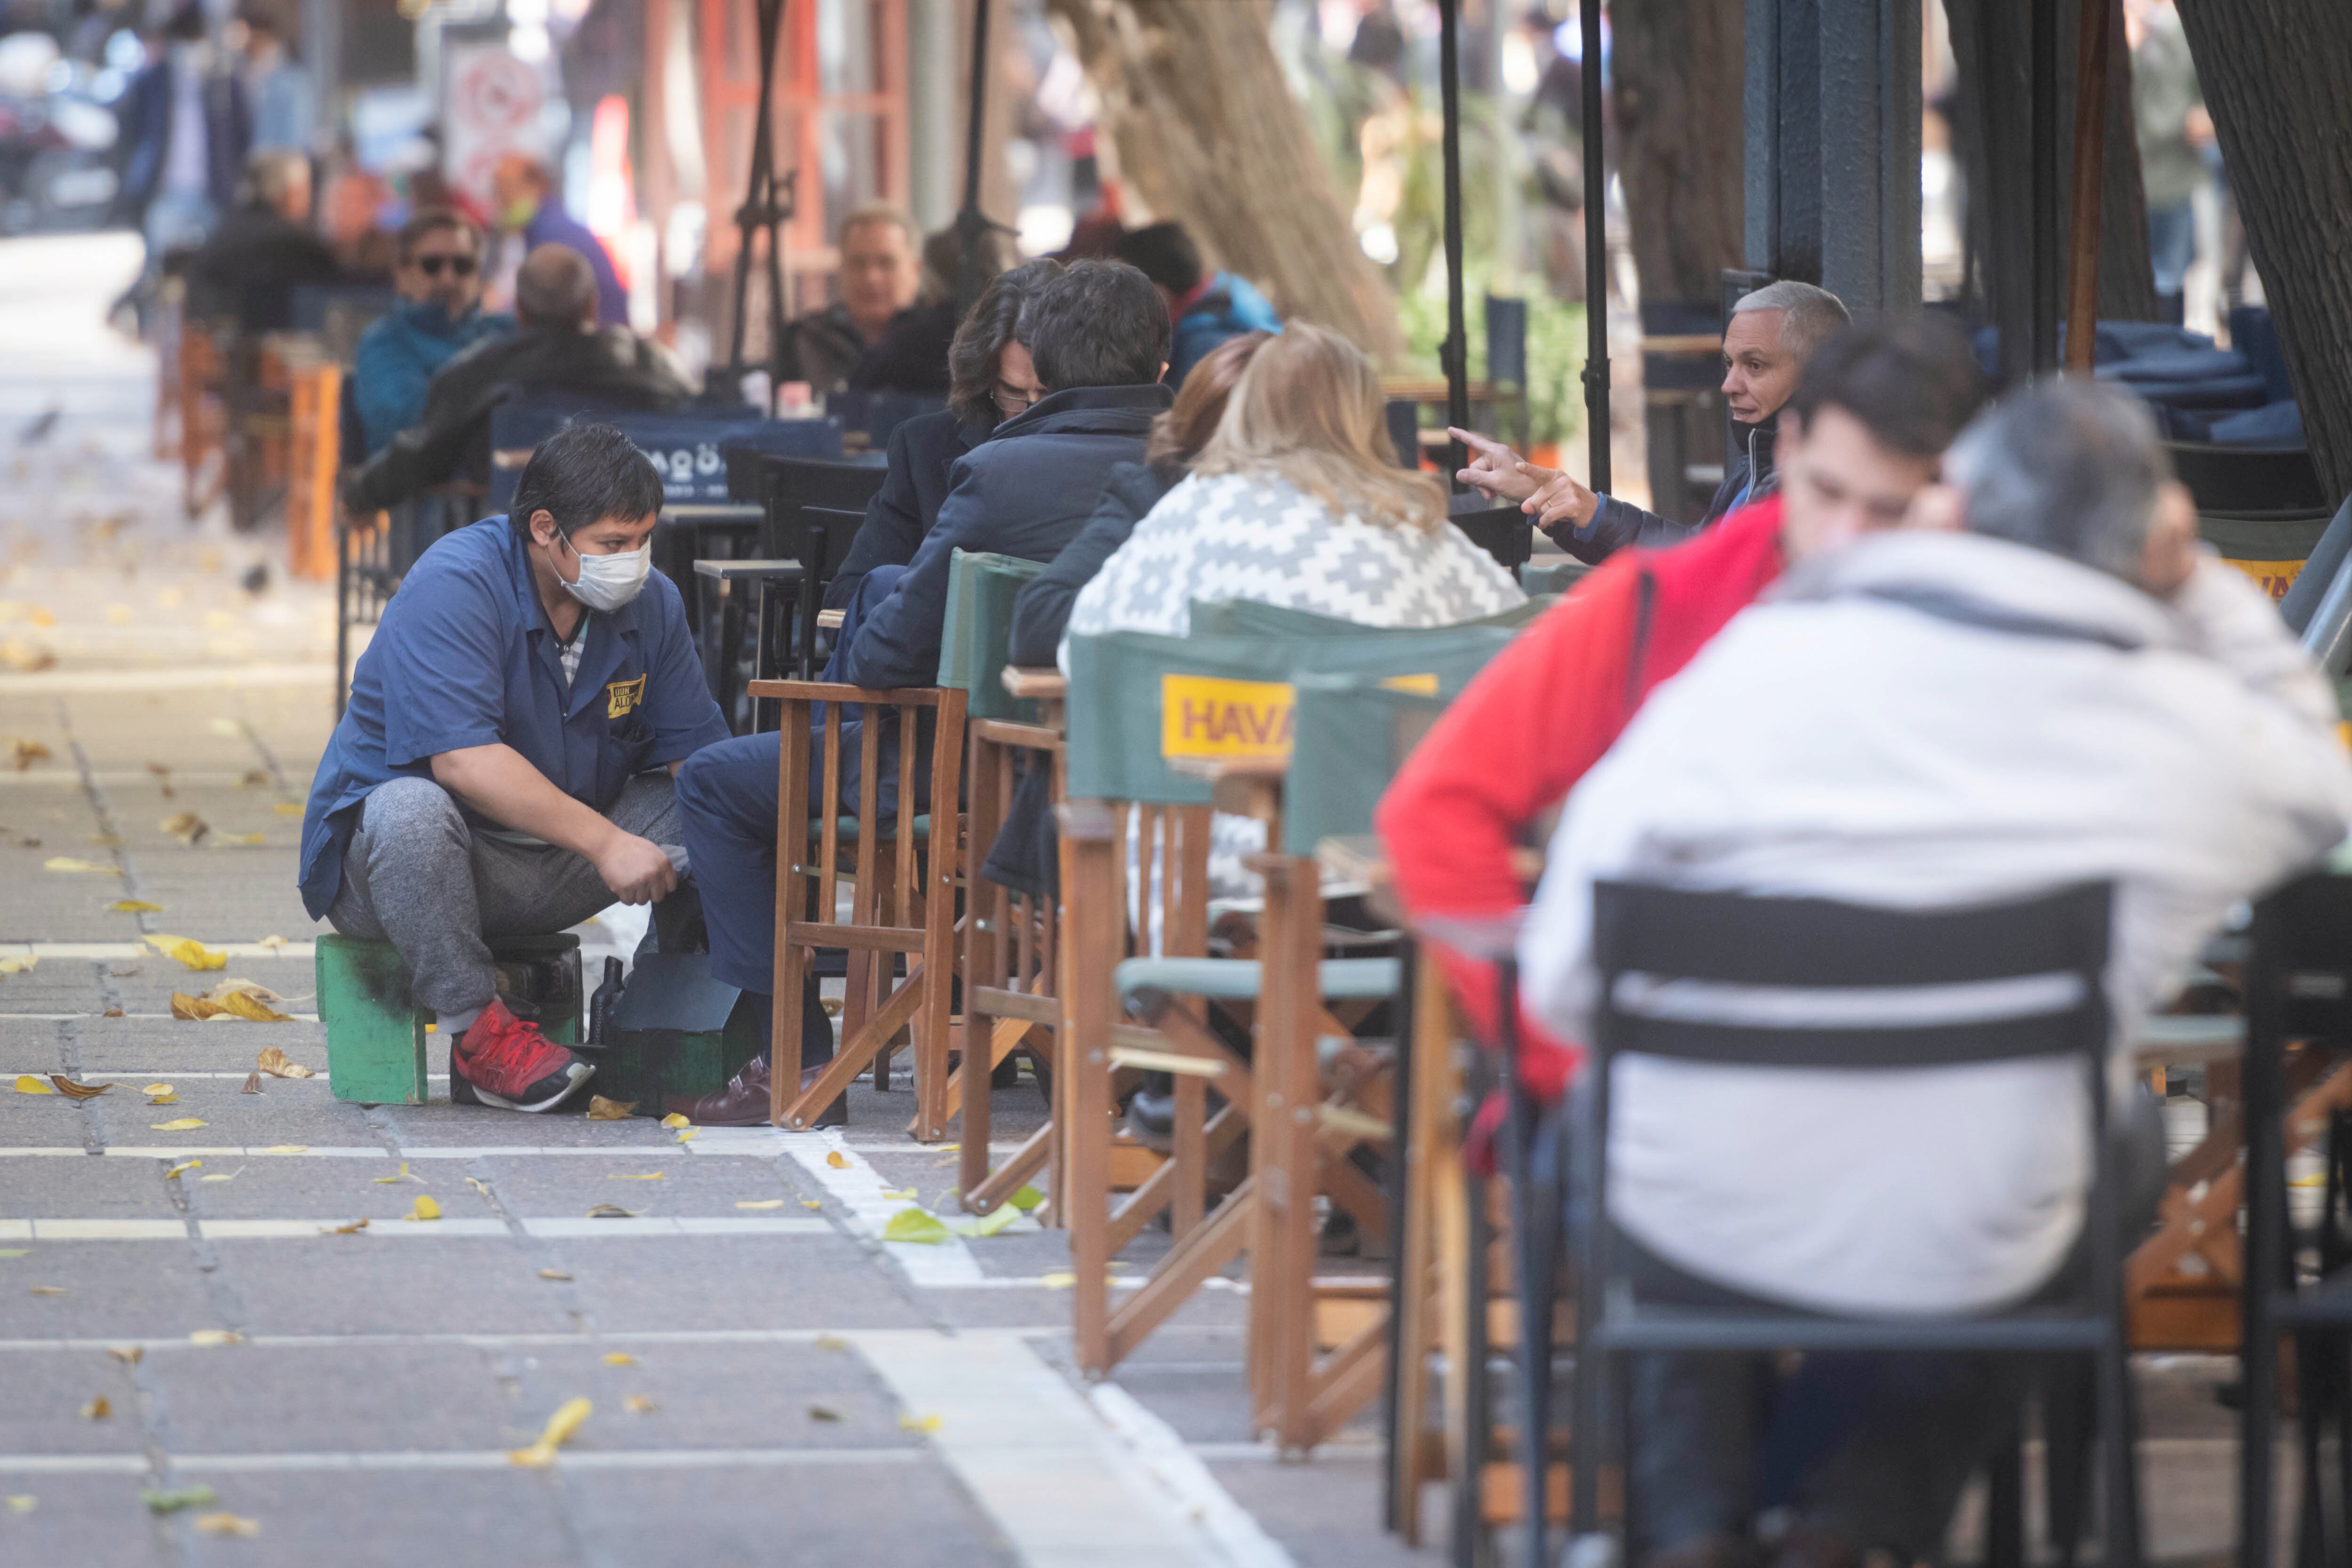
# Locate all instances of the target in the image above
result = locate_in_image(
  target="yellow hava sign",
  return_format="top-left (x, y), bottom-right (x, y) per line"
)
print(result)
top-left (2224, 557), bottom-right (2304, 601)
top-left (1163, 676), bottom-right (1295, 759)
top-left (1160, 672), bottom-right (1441, 760)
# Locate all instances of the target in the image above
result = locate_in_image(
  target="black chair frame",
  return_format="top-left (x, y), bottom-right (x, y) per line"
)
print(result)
top-left (1568, 879), bottom-right (2143, 1568)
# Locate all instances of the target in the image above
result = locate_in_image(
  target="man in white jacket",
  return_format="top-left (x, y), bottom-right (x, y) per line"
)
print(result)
top-left (1519, 380), bottom-right (2352, 1568)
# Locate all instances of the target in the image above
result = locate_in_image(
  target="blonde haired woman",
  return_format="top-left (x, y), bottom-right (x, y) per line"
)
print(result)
top-left (1065, 322), bottom-right (1524, 646)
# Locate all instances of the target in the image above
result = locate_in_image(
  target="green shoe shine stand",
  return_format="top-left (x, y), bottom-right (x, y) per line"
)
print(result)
top-left (317, 933), bottom-right (582, 1105)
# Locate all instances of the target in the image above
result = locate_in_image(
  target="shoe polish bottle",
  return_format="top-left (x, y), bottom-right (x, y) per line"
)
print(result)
top-left (586, 958), bottom-right (626, 1052)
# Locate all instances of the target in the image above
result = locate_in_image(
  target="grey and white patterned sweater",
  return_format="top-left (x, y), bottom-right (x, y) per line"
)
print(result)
top-left (1065, 470), bottom-right (1527, 906)
top-left (1063, 470), bottom-right (1526, 649)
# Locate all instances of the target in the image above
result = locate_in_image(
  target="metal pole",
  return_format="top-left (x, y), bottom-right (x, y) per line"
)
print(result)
top-left (953, 0), bottom-right (994, 320)
top-left (2030, 0), bottom-right (2061, 374)
top-left (2063, 0), bottom-right (2113, 372)
top-left (1437, 0), bottom-right (1470, 489)
top-left (1578, 0), bottom-right (1610, 490)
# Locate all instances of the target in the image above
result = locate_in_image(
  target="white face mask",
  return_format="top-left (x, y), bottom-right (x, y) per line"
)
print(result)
top-left (553, 531), bottom-right (653, 613)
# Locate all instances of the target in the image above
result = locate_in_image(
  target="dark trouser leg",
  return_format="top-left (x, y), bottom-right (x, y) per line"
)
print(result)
top-left (675, 730), bottom-right (782, 997)
top-left (326, 777), bottom-right (500, 1017)
top-left (733, 987), bottom-right (837, 1073)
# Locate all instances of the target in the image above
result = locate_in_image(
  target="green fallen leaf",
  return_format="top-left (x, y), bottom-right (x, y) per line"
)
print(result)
top-left (881, 1208), bottom-right (953, 1245)
top-left (952, 1204), bottom-right (1024, 1239)
top-left (1009, 1185), bottom-right (1044, 1212)
top-left (0, 1249), bottom-right (26, 1259)
top-left (139, 1483), bottom-right (218, 1514)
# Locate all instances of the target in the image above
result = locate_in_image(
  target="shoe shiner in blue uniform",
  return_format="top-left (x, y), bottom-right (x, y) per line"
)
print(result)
top-left (298, 422), bottom-right (730, 1110)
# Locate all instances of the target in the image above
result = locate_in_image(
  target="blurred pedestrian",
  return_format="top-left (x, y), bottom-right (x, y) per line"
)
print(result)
top-left (116, 3), bottom-right (249, 324)
top-left (351, 207), bottom-right (514, 455)
top-left (232, 4), bottom-right (309, 153)
top-left (490, 153), bottom-right (628, 327)
top-left (846, 221), bottom-right (1013, 398)
top-left (184, 147), bottom-right (337, 334)
top-left (2126, 0), bottom-right (2209, 325)
top-left (1111, 221), bottom-right (1282, 390)
top-left (776, 203), bottom-right (922, 397)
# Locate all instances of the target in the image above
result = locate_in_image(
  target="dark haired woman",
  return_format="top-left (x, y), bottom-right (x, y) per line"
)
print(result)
top-left (824, 258), bottom-right (1061, 609)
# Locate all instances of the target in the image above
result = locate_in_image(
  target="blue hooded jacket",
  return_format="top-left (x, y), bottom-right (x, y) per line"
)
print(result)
top-left (1167, 272), bottom-right (1283, 389)
top-left (352, 302), bottom-right (516, 454)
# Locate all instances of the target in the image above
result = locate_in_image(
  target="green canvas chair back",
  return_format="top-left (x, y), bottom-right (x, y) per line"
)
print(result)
top-left (938, 549), bottom-right (1048, 721)
top-left (1519, 559), bottom-right (1592, 597)
top-left (1185, 595), bottom-right (1555, 641)
top-left (1065, 623), bottom-right (1518, 805)
top-left (1280, 672), bottom-right (1463, 854)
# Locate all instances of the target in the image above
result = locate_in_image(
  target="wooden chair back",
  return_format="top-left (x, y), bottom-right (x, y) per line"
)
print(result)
top-left (749, 677), bottom-right (967, 1139)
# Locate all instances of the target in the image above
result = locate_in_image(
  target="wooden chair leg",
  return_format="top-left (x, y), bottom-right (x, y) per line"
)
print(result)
top-left (1062, 804), bottom-right (1120, 1375)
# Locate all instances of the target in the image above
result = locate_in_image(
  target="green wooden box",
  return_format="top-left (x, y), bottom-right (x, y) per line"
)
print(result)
top-left (318, 933), bottom-right (582, 1106)
top-left (583, 952), bottom-right (762, 1114)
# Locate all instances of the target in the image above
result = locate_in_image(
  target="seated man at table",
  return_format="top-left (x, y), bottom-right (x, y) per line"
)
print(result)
top-left (668, 258), bottom-right (1172, 1126)
top-left (343, 245), bottom-right (693, 514)
top-left (1451, 279), bottom-right (1848, 564)
top-left (351, 207), bottom-right (514, 456)
top-left (300, 424), bottom-right (730, 1113)
top-left (1515, 380), bottom-right (2352, 1568)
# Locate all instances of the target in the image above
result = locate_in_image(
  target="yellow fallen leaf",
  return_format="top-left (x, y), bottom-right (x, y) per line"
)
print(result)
top-left (0, 955), bottom-right (35, 974)
top-left (2, 1496), bottom-right (29, 1514)
top-left (159, 811), bottom-right (209, 846)
top-left (272, 802), bottom-right (302, 817)
top-left (585, 1203), bottom-right (636, 1219)
top-left (880, 1187), bottom-right (916, 1200)
top-left (188, 1330), bottom-right (242, 1346)
top-left (321, 1218), bottom-right (368, 1235)
top-left (602, 1352), bottom-right (636, 1366)
top-left (43, 857), bottom-right (119, 875)
top-left (538, 1268), bottom-right (572, 1281)
top-left (13, 1075), bottom-right (54, 1095)
top-left (807, 1404), bottom-right (844, 1423)
top-left (215, 833), bottom-right (266, 848)
top-left (143, 1084), bottom-right (172, 1096)
top-left (623, 1394), bottom-right (657, 1415)
top-left (110, 899), bottom-right (163, 913)
top-left (405, 1194), bottom-right (440, 1223)
top-left (219, 993), bottom-right (290, 1025)
top-left (146, 935), bottom-right (225, 971)
top-left (1041, 1271), bottom-right (1078, 1288)
top-left (255, 934), bottom-right (288, 950)
top-left (28, 1286), bottom-right (67, 1296)
top-left (735, 1199), bottom-right (785, 1210)
top-left (49, 1075), bottom-right (110, 1100)
top-left (108, 1346), bottom-right (142, 1366)
top-left (261, 1146), bottom-right (307, 1154)
top-left (102, 1007), bottom-right (124, 1018)
top-left (147, 1092), bottom-right (179, 1106)
top-left (255, 1048), bottom-right (312, 1078)
top-left (199, 1170), bottom-right (243, 1182)
top-left (813, 1334), bottom-right (848, 1352)
top-left (151, 1118), bottom-right (205, 1131)
top-left (371, 1163), bottom-right (414, 1184)
top-left (660, 1113), bottom-right (690, 1129)
top-left (609, 1172), bottom-right (663, 1181)
top-left (898, 1412), bottom-right (943, 1434)
top-left (163, 1160), bottom-right (200, 1180)
top-left (825, 1151), bottom-right (848, 1169)
top-left (170, 993), bottom-right (226, 1021)
top-left (465, 1177), bottom-right (492, 1199)
top-left (81, 1396), bottom-right (110, 1419)
top-left (800, 1200), bottom-right (823, 1210)
top-left (882, 1209), bottom-right (952, 1245)
top-left (191, 1513), bottom-right (259, 1538)
top-left (509, 1397), bottom-right (592, 1467)
top-left (674, 1128), bottom-right (696, 1143)
top-left (9, 738), bottom-right (50, 770)
top-left (585, 1096), bottom-right (635, 1121)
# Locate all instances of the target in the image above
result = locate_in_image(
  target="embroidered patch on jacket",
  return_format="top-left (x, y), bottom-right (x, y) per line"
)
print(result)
top-left (605, 675), bottom-right (648, 719)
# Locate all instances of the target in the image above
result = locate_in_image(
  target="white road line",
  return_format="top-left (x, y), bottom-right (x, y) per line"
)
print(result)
top-left (0, 1448), bottom-right (924, 1475)
top-left (760, 1126), bottom-right (992, 1288)
top-left (0, 661), bottom-right (336, 694)
top-left (850, 1329), bottom-right (1295, 1568)
top-left (0, 1217), bottom-right (834, 1241)
top-left (1088, 1384), bottom-right (1298, 1568)
top-left (0, 941), bottom-right (316, 960)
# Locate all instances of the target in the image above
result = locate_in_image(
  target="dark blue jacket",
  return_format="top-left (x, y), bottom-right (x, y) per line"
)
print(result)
top-left (825, 409), bottom-right (988, 609)
top-left (523, 201), bottom-right (629, 327)
top-left (838, 383), bottom-right (1172, 691)
top-left (1007, 460), bottom-right (1179, 666)
top-left (118, 56), bottom-right (249, 215)
top-left (1553, 417), bottom-right (1777, 563)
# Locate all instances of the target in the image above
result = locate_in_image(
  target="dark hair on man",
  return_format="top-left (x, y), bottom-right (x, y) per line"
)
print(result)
top-left (1782, 315), bottom-right (1986, 459)
top-left (947, 258), bottom-right (1060, 428)
top-left (1017, 260), bottom-right (1170, 393)
top-left (238, 4), bottom-right (283, 38)
top-left (510, 423), bottom-right (664, 539)
top-left (515, 244), bottom-right (597, 327)
top-left (1111, 222), bottom-right (1204, 297)
top-left (397, 206), bottom-right (481, 263)
top-left (163, 3), bottom-right (207, 41)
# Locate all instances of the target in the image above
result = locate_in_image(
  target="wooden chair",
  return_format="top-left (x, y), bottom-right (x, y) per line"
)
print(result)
top-left (749, 675), bottom-right (967, 1138)
top-left (285, 355), bottom-right (342, 583)
top-left (1059, 626), bottom-right (1519, 1379)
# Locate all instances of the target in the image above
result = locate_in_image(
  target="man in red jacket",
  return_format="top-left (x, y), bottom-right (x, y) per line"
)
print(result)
top-left (1377, 318), bottom-right (1986, 1105)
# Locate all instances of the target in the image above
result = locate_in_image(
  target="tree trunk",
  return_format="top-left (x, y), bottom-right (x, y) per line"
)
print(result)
top-left (1609, 0), bottom-right (1744, 308)
top-left (2176, 0), bottom-right (2352, 501)
top-left (1044, 0), bottom-right (1402, 359)
top-left (1947, 0), bottom-right (2155, 330)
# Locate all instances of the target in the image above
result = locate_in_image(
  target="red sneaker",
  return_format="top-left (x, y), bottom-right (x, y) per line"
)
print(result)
top-left (449, 999), bottom-right (594, 1113)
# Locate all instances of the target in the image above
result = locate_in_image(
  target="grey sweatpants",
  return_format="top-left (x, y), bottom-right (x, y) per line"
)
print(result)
top-left (326, 773), bottom-right (698, 1016)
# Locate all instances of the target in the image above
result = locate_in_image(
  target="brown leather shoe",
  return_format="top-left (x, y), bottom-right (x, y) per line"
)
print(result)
top-left (663, 1059), bottom-right (847, 1128)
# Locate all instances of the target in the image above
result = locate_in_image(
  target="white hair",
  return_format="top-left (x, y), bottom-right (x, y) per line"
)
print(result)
top-left (1946, 379), bottom-right (2169, 582)
top-left (1732, 280), bottom-right (1851, 359)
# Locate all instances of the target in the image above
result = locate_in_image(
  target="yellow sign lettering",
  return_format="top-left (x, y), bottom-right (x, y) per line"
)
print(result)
top-left (1161, 676), bottom-right (1296, 761)
top-left (2223, 557), bottom-right (2304, 602)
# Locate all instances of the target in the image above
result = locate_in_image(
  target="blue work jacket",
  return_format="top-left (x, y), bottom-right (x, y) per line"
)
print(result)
top-left (298, 518), bottom-right (729, 919)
